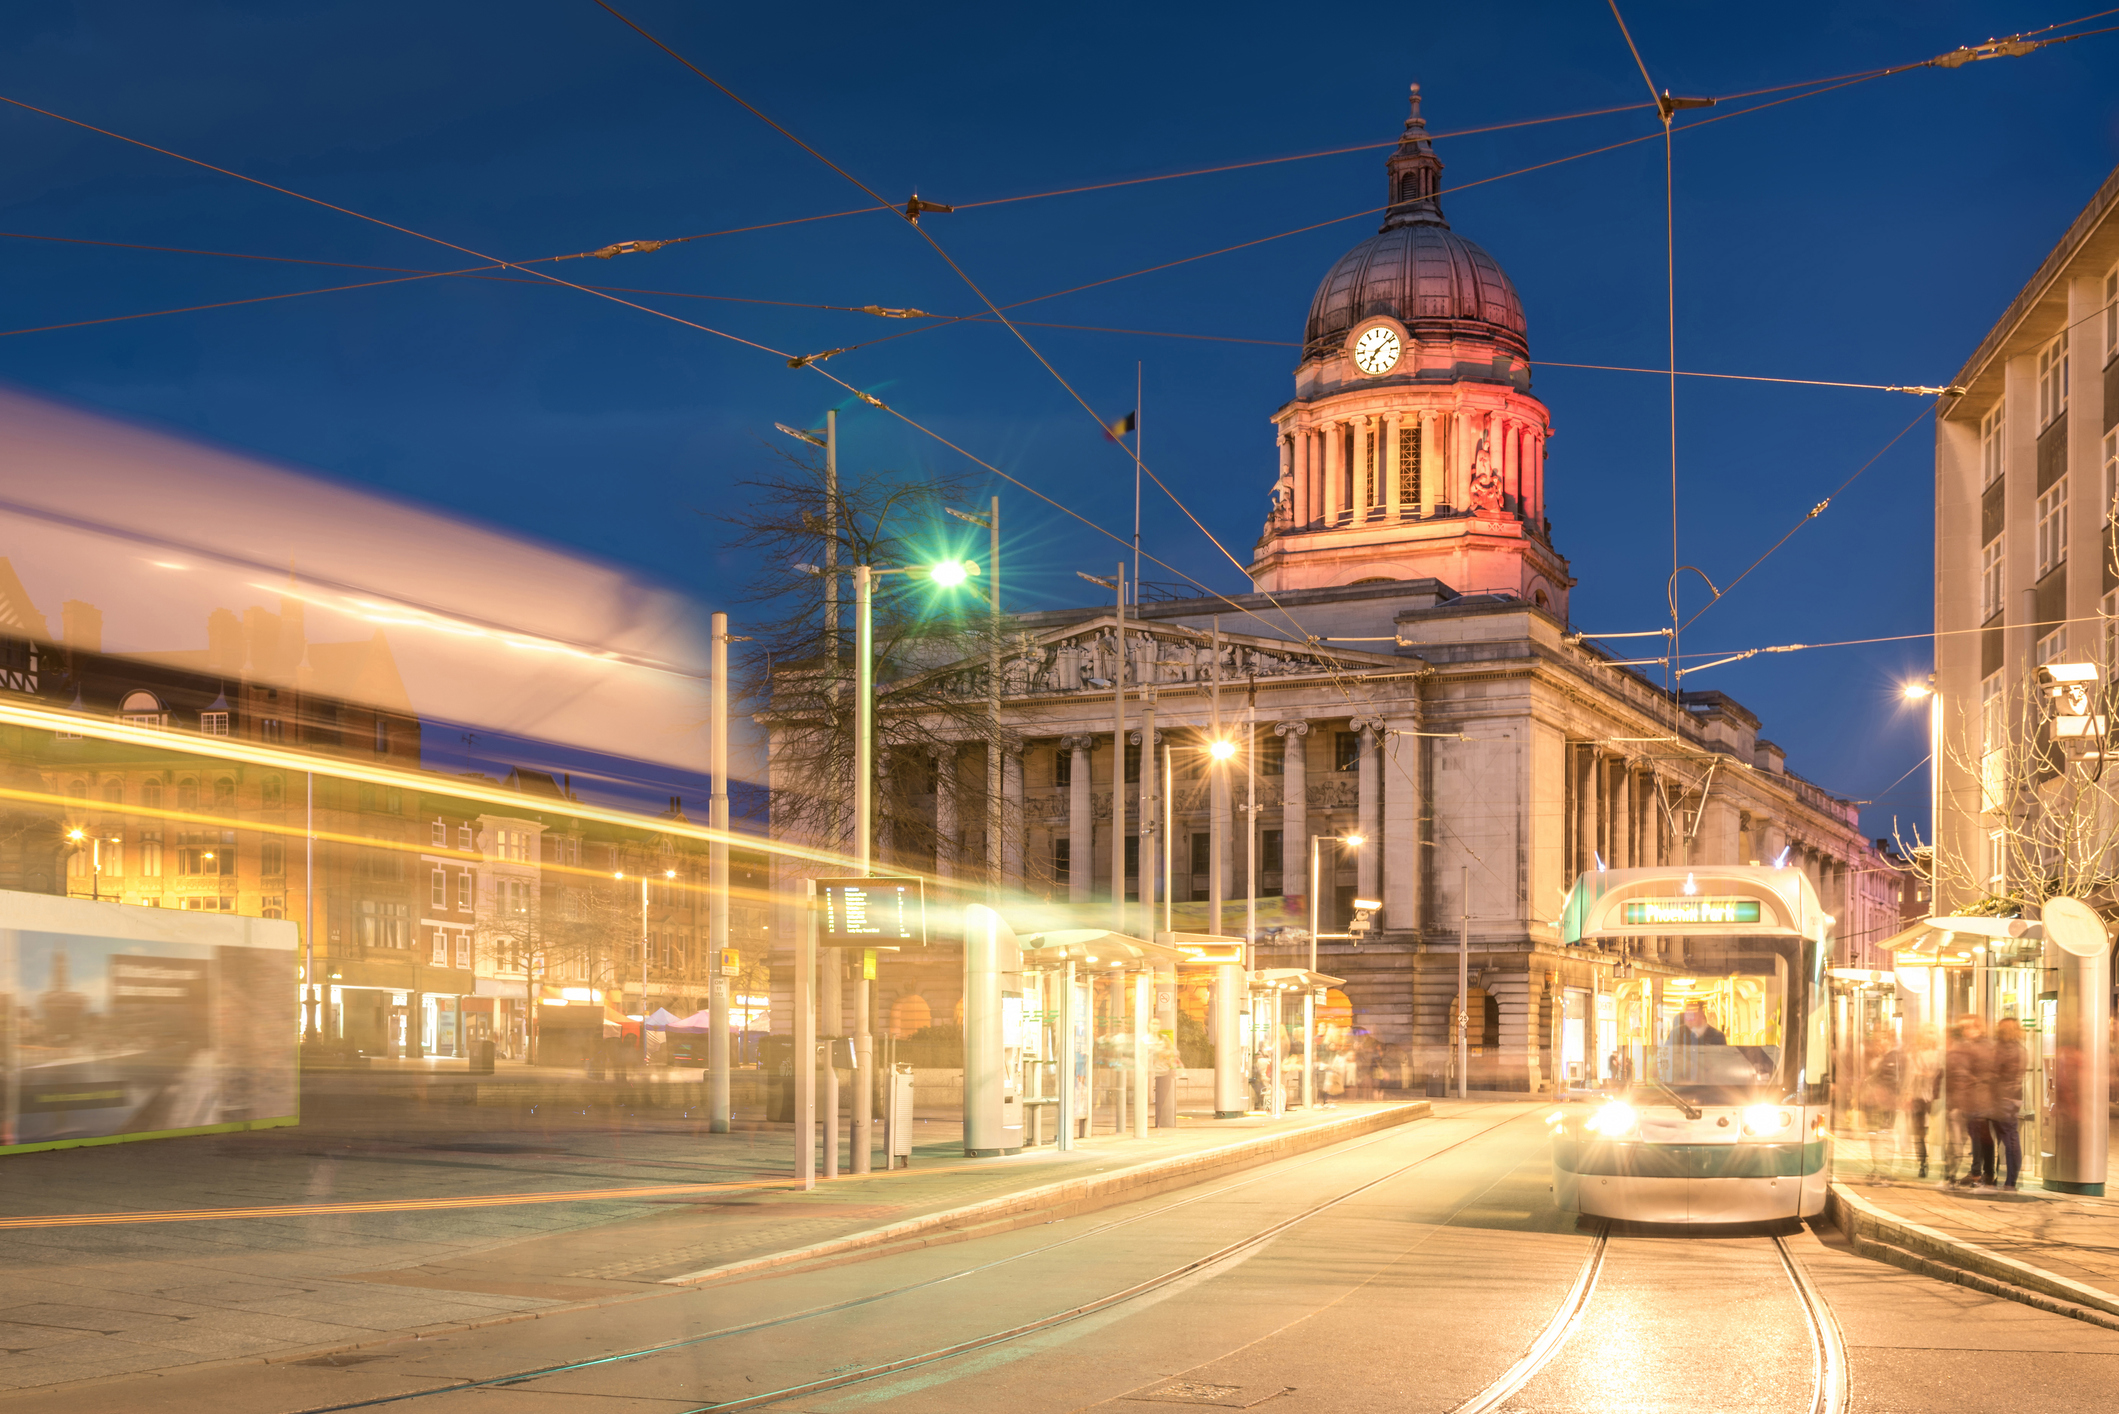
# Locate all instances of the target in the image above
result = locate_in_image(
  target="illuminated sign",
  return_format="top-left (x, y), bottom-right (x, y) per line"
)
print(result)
top-left (1620, 897), bottom-right (1762, 926)
top-left (816, 877), bottom-right (927, 945)
top-left (1172, 939), bottom-right (1244, 965)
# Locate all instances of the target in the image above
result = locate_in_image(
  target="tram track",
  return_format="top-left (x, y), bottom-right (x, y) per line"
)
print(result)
top-left (292, 1104), bottom-right (1527, 1414)
top-left (1446, 1222), bottom-right (1849, 1414)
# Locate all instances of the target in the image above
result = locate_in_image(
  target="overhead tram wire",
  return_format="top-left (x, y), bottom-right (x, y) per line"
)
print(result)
top-left (0, 87), bottom-right (1301, 642)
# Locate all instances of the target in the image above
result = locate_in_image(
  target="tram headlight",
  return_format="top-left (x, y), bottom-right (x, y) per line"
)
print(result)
top-left (1742, 1105), bottom-right (1792, 1137)
top-left (1585, 1101), bottom-right (1638, 1138)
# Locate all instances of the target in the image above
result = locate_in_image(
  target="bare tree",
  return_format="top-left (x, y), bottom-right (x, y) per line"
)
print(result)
top-left (1900, 664), bottom-right (2119, 917)
top-left (714, 442), bottom-right (1015, 876)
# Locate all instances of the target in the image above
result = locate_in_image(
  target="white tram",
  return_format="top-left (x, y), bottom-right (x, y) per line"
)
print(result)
top-left (1550, 865), bottom-right (1832, 1224)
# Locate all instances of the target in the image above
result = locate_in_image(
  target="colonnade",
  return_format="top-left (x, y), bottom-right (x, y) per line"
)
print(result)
top-left (1280, 407), bottom-right (1546, 531)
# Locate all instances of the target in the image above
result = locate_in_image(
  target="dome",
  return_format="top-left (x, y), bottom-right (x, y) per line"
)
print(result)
top-left (1300, 84), bottom-right (1527, 363)
top-left (1302, 223), bottom-right (1525, 360)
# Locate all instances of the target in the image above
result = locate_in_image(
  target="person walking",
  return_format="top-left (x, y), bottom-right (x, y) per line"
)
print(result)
top-left (1905, 1025), bottom-right (1943, 1180)
top-left (1988, 1017), bottom-right (2028, 1191)
top-left (1859, 1031), bottom-right (1907, 1182)
top-left (1945, 1014), bottom-right (1994, 1188)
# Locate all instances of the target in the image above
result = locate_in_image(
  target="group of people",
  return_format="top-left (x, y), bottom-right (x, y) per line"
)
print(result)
top-left (1855, 1015), bottom-right (2029, 1190)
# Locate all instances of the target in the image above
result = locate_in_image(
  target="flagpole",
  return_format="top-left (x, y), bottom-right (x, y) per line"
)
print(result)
top-left (1132, 362), bottom-right (1142, 607)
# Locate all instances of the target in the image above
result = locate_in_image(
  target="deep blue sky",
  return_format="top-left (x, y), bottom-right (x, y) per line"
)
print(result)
top-left (2, 1), bottom-right (2115, 839)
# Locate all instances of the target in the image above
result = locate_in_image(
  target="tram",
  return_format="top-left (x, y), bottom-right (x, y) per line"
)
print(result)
top-left (1549, 865), bottom-right (1831, 1224)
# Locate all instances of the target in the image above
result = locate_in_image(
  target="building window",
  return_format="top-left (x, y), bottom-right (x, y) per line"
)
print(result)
top-left (261, 774), bottom-right (282, 808)
top-left (432, 819), bottom-right (447, 847)
top-left (1124, 739), bottom-right (1140, 783)
top-left (213, 777), bottom-right (236, 811)
top-left (2105, 429), bottom-right (2117, 524)
top-left (1399, 424), bottom-right (1421, 510)
top-left (1123, 834), bottom-right (1138, 881)
top-left (2106, 262), bottom-right (2117, 364)
top-left (1262, 829), bottom-right (1284, 874)
top-left (455, 933), bottom-right (471, 969)
top-left (1053, 837), bottom-right (1070, 886)
top-left (216, 829), bottom-right (236, 876)
top-left (1334, 731), bottom-right (1361, 772)
top-left (458, 871), bottom-right (473, 911)
top-left (431, 929), bottom-right (449, 966)
top-left (1981, 405), bottom-right (2005, 487)
top-left (2038, 330), bottom-right (2069, 429)
top-left (431, 868), bottom-right (447, 908)
top-left (177, 778), bottom-right (197, 811)
top-left (2037, 626), bottom-right (2068, 668)
top-left (2105, 590), bottom-right (2119, 679)
top-left (2036, 479), bottom-right (2068, 577)
top-left (101, 778), bottom-right (123, 805)
top-left (458, 824), bottom-right (473, 850)
top-left (1054, 746), bottom-right (1071, 788)
top-left (1261, 735), bottom-right (1285, 775)
top-left (142, 779), bottom-right (162, 810)
top-left (261, 838), bottom-right (285, 877)
top-left (259, 718), bottom-right (283, 743)
top-left (139, 830), bottom-right (162, 877)
top-left (375, 718), bottom-right (389, 753)
top-left (200, 711), bottom-right (229, 736)
top-left (119, 689), bottom-right (167, 727)
top-left (1191, 832), bottom-right (1211, 877)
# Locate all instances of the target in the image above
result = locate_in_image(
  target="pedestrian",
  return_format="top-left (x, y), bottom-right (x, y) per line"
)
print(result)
top-left (1988, 1017), bottom-right (2028, 1191)
top-left (1944, 1014), bottom-right (1993, 1188)
top-left (1859, 1030), bottom-right (1907, 1182)
top-left (1905, 1025), bottom-right (1942, 1180)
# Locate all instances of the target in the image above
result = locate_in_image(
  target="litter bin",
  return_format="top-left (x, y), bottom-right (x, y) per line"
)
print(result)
top-left (469, 1038), bottom-right (495, 1075)
top-left (764, 1034), bottom-right (796, 1122)
top-left (1425, 1073), bottom-right (1446, 1098)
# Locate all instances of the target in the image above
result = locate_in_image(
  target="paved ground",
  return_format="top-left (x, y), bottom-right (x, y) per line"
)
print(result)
top-left (1834, 1111), bottom-right (2119, 1304)
top-left (0, 1064), bottom-right (1425, 1395)
top-left (13, 1101), bottom-right (2119, 1414)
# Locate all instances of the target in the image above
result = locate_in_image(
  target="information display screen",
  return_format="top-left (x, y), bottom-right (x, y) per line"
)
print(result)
top-left (816, 877), bottom-right (926, 946)
top-left (1621, 897), bottom-right (1762, 927)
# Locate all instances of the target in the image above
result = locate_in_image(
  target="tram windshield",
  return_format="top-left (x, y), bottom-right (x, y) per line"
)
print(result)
top-left (1610, 936), bottom-right (1797, 1105)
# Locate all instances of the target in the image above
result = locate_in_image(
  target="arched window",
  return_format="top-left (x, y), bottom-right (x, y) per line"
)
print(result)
top-left (889, 994), bottom-right (933, 1037)
top-left (141, 779), bottom-right (163, 810)
top-left (1482, 992), bottom-right (1501, 1049)
top-left (67, 779), bottom-right (87, 800)
top-left (261, 775), bottom-right (283, 808)
top-left (213, 778), bottom-right (236, 811)
top-left (101, 779), bottom-right (124, 805)
top-left (177, 779), bottom-right (198, 811)
top-left (119, 690), bottom-right (168, 727)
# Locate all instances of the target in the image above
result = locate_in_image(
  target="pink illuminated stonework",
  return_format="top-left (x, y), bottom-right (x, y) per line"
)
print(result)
top-left (1249, 84), bottom-right (1572, 615)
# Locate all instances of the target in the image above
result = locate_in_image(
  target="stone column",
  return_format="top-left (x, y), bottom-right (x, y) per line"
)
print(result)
top-left (1574, 744), bottom-right (1597, 876)
top-left (1383, 412), bottom-right (1401, 521)
top-left (1353, 719), bottom-right (1381, 902)
top-left (932, 745), bottom-right (957, 880)
top-left (1357, 414), bottom-right (1375, 518)
top-left (1002, 746), bottom-right (1024, 885)
top-left (1276, 720), bottom-right (1309, 912)
top-left (1502, 418), bottom-right (1519, 514)
top-left (1419, 411), bottom-right (1438, 516)
top-left (1064, 735), bottom-right (1093, 904)
top-left (1322, 422), bottom-right (1343, 526)
top-left (1381, 711), bottom-right (1423, 932)
top-left (1530, 432), bottom-right (1545, 524)
top-left (1291, 427), bottom-right (1311, 527)
top-left (1610, 761), bottom-right (1631, 870)
top-left (1132, 724), bottom-right (1159, 913)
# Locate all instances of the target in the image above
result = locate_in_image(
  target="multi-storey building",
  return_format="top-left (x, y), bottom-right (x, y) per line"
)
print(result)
top-left (770, 86), bottom-right (1890, 1090)
top-left (1934, 163), bottom-right (2119, 908)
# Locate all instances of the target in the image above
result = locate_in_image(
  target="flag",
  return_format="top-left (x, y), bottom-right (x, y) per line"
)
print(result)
top-left (1104, 410), bottom-right (1137, 442)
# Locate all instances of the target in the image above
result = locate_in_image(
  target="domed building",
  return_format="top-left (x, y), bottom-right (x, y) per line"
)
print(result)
top-left (771, 85), bottom-right (1893, 1101)
top-left (1251, 85), bottom-right (1570, 613)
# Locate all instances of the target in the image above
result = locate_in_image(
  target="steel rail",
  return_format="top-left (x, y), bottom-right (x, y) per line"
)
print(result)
top-left (290, 1106), bottom-right (1527, 1413)
top-left (1446, 1223), bottom-right (1609, 1414)
top-left (1775, 1233), bottom-right (1852, 1414)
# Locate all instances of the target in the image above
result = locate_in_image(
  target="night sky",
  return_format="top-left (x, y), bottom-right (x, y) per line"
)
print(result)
top-left (3, 1), bottom-right (2116, 839)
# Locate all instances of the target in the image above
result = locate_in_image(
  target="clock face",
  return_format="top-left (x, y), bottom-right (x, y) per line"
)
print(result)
top-left (1352, 324), bottom-right (1402, 375)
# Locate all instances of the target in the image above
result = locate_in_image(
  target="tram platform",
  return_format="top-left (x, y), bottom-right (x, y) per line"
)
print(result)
top-left (1826, 1114), bottom-right (2119, 1328)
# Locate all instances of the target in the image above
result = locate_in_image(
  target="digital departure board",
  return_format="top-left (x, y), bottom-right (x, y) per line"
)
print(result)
top-left (1621, 897), bottom-right (1762, 926)
top-left (816, 877), bottom-right (927, 945)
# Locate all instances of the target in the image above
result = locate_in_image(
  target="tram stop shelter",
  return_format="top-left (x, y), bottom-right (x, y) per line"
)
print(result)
top-left (1869, 909), bottom-right (2111, 1194)
top-left (1017, 930), bottom-right (1187, 1150)
top-left (1247, 967), bottom-right (1346, 1117)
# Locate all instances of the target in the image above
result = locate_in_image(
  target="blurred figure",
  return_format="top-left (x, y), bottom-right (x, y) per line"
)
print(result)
top-left (1989, 1017), bottom-right (2028, 1191)
top-left (1857, 1029), bottom-right (1906, 1182)
top-left (1905, 1025), bottom-right (1943, 1179)
top-left (1945, 1014), bottom-right (1993, 1188)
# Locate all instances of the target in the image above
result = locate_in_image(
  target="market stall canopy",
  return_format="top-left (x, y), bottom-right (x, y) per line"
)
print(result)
top-left (1018, 930), bottom-right (1188, 971)
top-left (644, 1007), bottom-right (681, 1029)
top-left (669, 1009), bottom-right (715, 1032)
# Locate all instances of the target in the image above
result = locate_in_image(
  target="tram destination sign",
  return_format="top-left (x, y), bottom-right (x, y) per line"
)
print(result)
top-left (1621, 896), bottom-right (1762, 926)
top-left (816, 876), bottom-right (927, 946)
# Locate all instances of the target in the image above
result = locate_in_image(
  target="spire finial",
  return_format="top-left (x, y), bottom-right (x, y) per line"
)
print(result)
top-left (1382, 81), bottom-right (1447, 230)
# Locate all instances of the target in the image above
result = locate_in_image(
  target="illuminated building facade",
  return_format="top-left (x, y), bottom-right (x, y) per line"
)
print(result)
top-left (782, 87), bottom-right (1897, 1092)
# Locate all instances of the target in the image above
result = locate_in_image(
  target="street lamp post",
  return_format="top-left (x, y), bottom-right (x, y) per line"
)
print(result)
top-left (799, 550), bottom-right (982, 1174)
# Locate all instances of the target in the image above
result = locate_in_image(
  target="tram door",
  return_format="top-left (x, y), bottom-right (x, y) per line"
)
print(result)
top-left (1561, 989), bottom-right (1588, 1088)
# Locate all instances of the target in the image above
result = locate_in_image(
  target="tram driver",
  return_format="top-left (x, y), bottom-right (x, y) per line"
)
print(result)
top-left (1671, 1000), bottom-right (1727, 1048)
